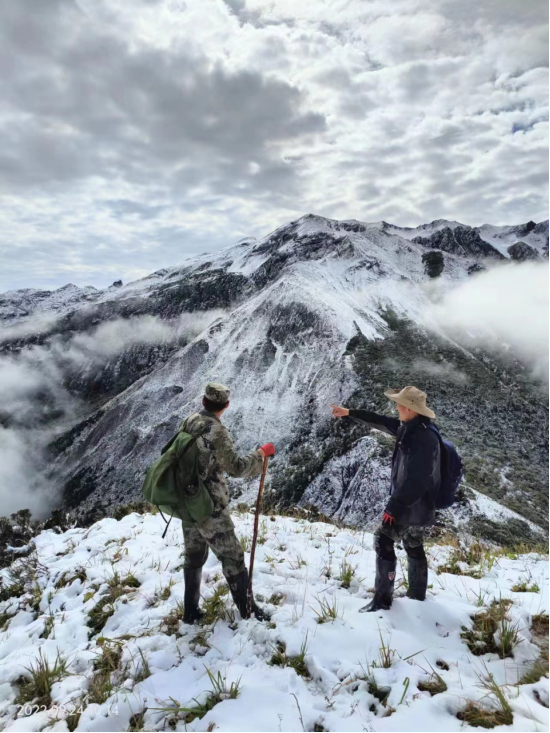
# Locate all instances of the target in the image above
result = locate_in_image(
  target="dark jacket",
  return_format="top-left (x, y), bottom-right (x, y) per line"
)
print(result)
top-left (348, 409), bottom-right (440, 527)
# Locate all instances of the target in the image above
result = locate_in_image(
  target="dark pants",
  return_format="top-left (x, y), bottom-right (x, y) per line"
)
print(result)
top-left (374, 524), bottom-right (427, 563)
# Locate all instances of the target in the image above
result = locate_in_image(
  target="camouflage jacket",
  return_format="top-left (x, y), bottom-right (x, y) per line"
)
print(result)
top-left (179, 409), bottom-right (264, 508)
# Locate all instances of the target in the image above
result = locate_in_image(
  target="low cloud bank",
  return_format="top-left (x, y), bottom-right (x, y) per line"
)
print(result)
top-left (0, 309), bottom-right (226, 517)
top-left (0, 428), bottom-right (54, 517)
top-left (0, 313), bottom-right (59, 343)
top-left (425, 261), bottom-right (549, 381)
top-left (412, 358), bottom-right (469, 385)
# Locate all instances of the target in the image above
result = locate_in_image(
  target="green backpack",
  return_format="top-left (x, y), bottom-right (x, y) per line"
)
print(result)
top-left (142, 426), bottom-right (214, 537)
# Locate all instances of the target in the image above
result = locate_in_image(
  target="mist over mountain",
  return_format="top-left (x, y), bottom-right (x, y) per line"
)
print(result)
top-left (0, 214), bottom-right (548, 543)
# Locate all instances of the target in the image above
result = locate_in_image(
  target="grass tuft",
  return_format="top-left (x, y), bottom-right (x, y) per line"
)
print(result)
top-left (162, 600), bottom-right (186, 636)
top-left (457, 668), bottom-right (513, 728)
top-left (128, 712), bottom-right (145, 732)
top-left (518, 658), bottom-right (549, 685)
top-left (338, 559), bottom-right (357, 589)
top-left (159, 669), bottom-right (241, 723)
top-left (87, 640), bottom-right (124, 706)
top-left (373, 630), bottom-right (395, 669)
top-left (511, 577), bottom-right (540, 593)
top-left (269, 635), bottom-right (310, 678)
top-left (87, 572), bottom-right (141, 636)
top-left (461, 599), bottom-right (519, 659)
top-left (531, 613), bottom-right (549, 636)
top-left (14, 650), bottom-right (68, 709)
top-left (417, 672), bottom-right (447, 695)
top-left (239, 535), bottom-right (252, 552)
top-left (88, 597), bottom-right (117, 637)
top-left (55, 566), bottom-right (87, 589)
top-left (201, 585), bottom-right (235, 625)
top-left (311, 595), bottom-right (340, 624)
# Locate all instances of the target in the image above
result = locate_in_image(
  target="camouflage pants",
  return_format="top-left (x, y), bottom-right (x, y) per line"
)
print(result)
top-left (374, 523), bottom-right (425, 562)
top-left (183, 505), bottom-right (245, 579)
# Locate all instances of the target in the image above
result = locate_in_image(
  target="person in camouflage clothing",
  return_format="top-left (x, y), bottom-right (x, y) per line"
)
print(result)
top-left (180, 382), bottom-right (275, 623)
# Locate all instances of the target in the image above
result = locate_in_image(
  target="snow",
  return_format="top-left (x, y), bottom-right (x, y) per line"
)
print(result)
top-left (0, 511), bottom-right (547, 732)
top-left (2, 215), bottom-right (547, 331)
top-left (476, 224), bottom-right (549, 258)
top-left (385, 220), bottom-right (464, 241)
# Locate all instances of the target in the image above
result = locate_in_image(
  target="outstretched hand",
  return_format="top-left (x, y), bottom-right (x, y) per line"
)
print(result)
top-left (331, 404), bottom-right (350, 418)
top-left (382, 512), bottom-right (395, 526)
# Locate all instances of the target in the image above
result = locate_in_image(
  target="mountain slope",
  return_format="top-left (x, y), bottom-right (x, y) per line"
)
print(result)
top-left (0, 214), bottom-right (548, 538)
top-left (0, 510), bottom-right (547, 732)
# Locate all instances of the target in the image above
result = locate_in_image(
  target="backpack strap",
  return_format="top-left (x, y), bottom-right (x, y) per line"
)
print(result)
top-left (160, 432), bottom-right (179, 456)
top-left (158, 507), bottom-right (173, 539)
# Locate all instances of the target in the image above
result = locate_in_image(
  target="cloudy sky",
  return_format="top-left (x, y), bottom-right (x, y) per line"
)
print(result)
top-left (0, 0), bottom-right (548, 292)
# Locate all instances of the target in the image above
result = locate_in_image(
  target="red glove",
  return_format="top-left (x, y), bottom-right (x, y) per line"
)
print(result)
top-left (382, 512), bottom-right (395, 525)
top-left (258, 443), bottom-right (275, 457)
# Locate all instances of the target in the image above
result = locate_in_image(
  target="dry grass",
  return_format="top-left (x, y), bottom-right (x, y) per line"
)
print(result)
top-left (457, 669), bottom-right (513, 728)
top-left (14, 650), bottom-right (68, 709)
top-left (201, 585), bottom-right (235, 625)
top-left (531, 614), bottom-right (549, 636)
top-left (338, 559), bottom-right (358, 589)
top-left (55, 566), bottom-right (87, 589)
top-left (269, 635), bottom-right (310, 678)
top-left (417, 672), bottom-right (447, 695)
top-left (87, 572), bottom-right (140, 636)
top-left (511, 577), bottom-right (540, 593)
top-left (161, 600), bottom-right (186, 636)
top-left (461, 599), bottom-right (519, 659)
top-left (153, 669), bottom-right (241, 724)
top-left (311, 595), bottom-right (340, 624)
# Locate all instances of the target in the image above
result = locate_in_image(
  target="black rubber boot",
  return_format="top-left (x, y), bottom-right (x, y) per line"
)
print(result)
top-left (406, 556), bottom-right (428, 601)
top-left (183, 568), bottom-right (204, 624)
top-left (360, 557), bottom-right (396, 612)
top-left (227, 569), bottom-right (270, 621)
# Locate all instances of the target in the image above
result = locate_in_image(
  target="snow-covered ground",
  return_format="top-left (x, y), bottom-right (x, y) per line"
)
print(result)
top-left (0, 511), bottom-right (547, 732)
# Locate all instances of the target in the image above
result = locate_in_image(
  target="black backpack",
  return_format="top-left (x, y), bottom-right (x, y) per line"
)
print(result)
top-left (427, 425), bottom-right (463, 509)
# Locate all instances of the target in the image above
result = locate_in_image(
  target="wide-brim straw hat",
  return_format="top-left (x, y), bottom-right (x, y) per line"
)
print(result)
top-left (384, 386), bottom-right (436, 419)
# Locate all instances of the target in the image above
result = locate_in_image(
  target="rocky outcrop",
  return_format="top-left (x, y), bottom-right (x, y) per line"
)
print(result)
top-left (412, 226), bottom-right (504, 259)
top-left (507, 241), bottom-right (540, 261)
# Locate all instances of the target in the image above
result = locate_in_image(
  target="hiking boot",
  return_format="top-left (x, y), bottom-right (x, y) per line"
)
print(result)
top-left (227, 569), bottom-right (271, 621)
top-left (359, 557), bottom-right (396, 613)
top-left (360, 594), bottom-right (393, 613)
top-left (406, 556), bottom-right (428, 601)
top-left (183, 568), bottom-right (204, 624)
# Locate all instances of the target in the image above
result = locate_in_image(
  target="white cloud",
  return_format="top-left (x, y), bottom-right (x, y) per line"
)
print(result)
top-left (426, 261), bottom-right (549, 379)
top-left (0, 313), bottom-right (59, 343)
top-left (0, 0), bottom-right (547, 292)
top-left (412, 358), bottom-right (469, 385)
top-left (0, 309), bottom-right (225, 514)
top-left (0, 427), bottom-right (54, 517)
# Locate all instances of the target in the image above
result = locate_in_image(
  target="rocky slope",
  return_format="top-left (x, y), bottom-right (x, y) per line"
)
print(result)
top-left (0, 214), bottom-right (548, 540)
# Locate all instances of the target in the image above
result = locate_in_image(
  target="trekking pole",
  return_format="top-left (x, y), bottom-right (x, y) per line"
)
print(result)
top-left (248, 454), bottom-right (269, 616)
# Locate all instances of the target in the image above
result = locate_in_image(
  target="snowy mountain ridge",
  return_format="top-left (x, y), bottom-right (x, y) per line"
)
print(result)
top-left (1, 214), bottom-right (548, 326)
top-left (0, 213), bottom-right (548, 540)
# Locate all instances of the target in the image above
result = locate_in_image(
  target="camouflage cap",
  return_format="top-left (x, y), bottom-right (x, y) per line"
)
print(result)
top-left (204, 382), bottom-right (230, 404)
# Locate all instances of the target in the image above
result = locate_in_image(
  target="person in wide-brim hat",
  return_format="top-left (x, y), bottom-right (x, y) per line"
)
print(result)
top-left (383, 385), bottom-right (436, 420)
top-left (330, 385), bottom-right (440, 612)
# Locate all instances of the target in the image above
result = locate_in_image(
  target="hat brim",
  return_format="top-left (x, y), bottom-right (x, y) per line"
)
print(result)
top-left (384, 389), bottom-right (436, 419)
